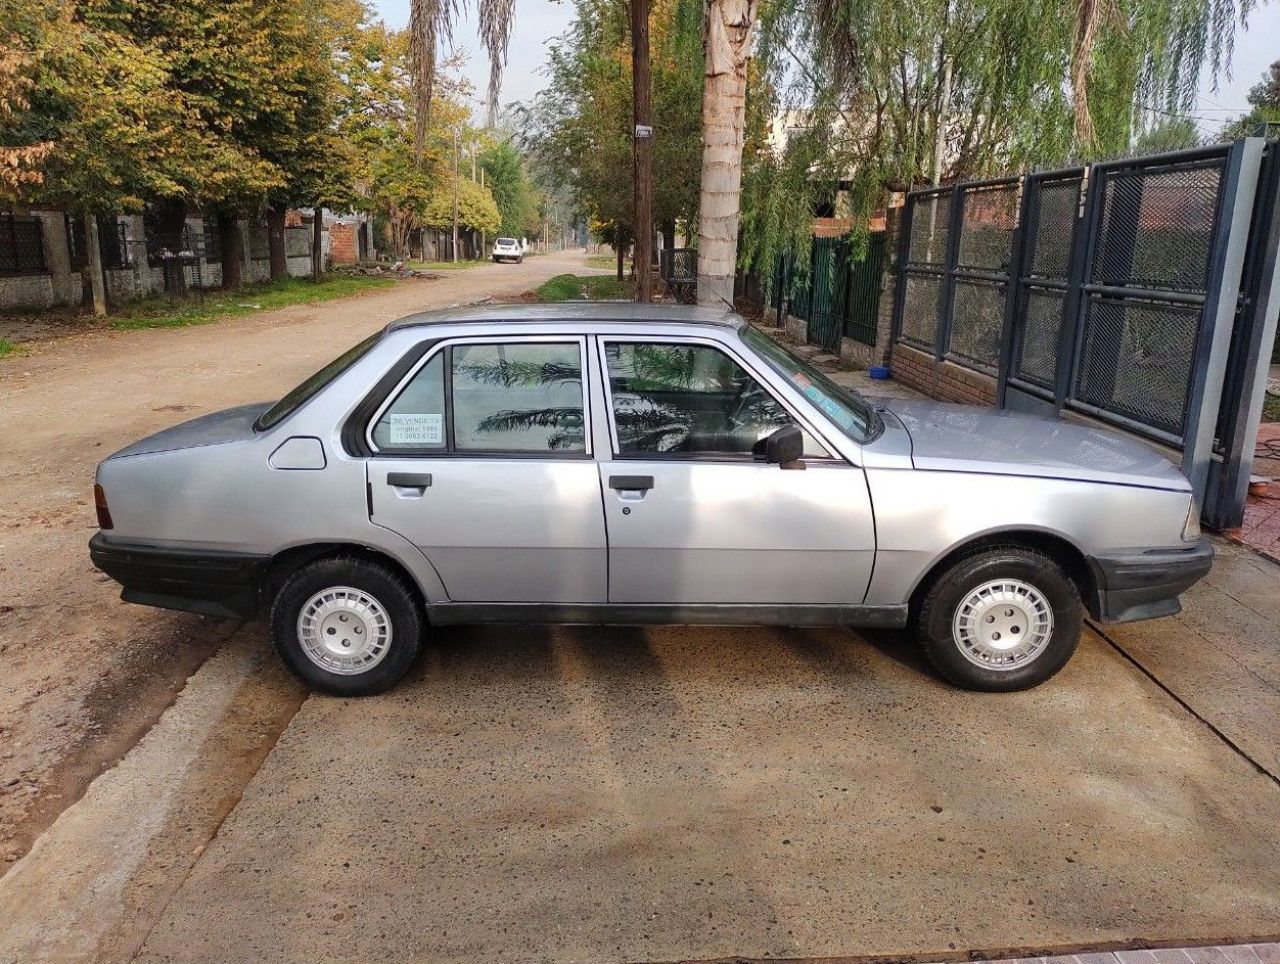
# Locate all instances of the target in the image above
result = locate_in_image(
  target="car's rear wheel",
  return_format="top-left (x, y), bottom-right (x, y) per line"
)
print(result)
top-left (915, 547), bottom-right (1082, 692)
top-left (271, 556), bottom-right (423, 696)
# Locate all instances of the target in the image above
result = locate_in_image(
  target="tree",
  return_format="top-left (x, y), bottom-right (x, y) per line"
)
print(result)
top-left (481, 139), bottom-right (540, 237)
top-left (423, 177), bottom-right (501, 236)
top-left (697, 0), bottom-right (759, 307)
top-left (1221, 59), bottom-right (1280, 139)
top-left (1134, 116), bottom-right (1202, 153)
top-left (735, 0), bottom-right (1255, 295)
top-left (521, 0), bottom-right (702, 275)
top-left (409, 0), bottom-right (516, 146)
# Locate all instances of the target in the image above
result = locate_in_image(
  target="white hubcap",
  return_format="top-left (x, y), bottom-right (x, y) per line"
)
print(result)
top-left (952, 579), bottom-right (1054, 671)
top-left (297, 587), bottom-right (392, 676)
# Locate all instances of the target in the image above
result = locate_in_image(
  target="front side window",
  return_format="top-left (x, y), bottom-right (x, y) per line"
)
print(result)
top-left (741, 327), bottom-right (881, 443)
top-left (604, 341), bottom-right (826, 458)
top-left (371, 341), bottom-right (586, 455)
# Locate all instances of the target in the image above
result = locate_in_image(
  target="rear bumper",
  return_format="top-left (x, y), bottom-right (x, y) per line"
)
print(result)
top-left (1086, 540), bottom-right (1213, 623)
top-left (89, 533), bottom-right (267, 620)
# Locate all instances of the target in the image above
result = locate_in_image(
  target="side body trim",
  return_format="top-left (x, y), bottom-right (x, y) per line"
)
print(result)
top-left (425, 602), bottom-right (908, 629)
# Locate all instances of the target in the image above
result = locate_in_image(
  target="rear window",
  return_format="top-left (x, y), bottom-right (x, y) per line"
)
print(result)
top-left (497, 238), bottom-right (517, 245)
top-left (254, 332), bottom-right (380, 431)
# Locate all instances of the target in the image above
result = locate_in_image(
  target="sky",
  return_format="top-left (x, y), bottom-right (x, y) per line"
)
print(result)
top-left (368, 0), bottom-right (1279, 137)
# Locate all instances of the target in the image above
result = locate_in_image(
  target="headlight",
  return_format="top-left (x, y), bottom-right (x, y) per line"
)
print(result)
top-left (1182, 497), bottom-right (1201, 541)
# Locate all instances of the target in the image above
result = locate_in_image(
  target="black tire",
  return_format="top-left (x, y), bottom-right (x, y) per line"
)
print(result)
top-left (915, 546), bottom-right (1082, 692)
top-left (270, 556), bottom-right (424, 696)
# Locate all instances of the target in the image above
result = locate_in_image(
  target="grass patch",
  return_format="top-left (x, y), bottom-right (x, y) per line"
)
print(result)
top-left (585, 255), bottom-right (620, 270)
top-left (535, 273), bottom-right (633, 302)
top-left (0, 337), bottom-right (20, 358)
top-left (108, 274), bottom-right (393, 332)
top-left (1264, 391), bottom-right (1280, 423)
top-left (408, 259), bottom-right (491, 271)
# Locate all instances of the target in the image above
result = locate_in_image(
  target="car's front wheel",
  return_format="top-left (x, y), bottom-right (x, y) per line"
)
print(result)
top-left (915, 547), bottom-right (1082, 692)
top-left (270, 556), bottom-right (423, 696)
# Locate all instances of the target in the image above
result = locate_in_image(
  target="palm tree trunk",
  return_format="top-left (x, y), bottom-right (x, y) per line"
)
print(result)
top-left (696, 0), bottom-right (759, 308)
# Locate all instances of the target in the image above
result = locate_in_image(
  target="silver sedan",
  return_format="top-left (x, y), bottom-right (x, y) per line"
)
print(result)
top-left (90, 304), bottom-right (1211, 695)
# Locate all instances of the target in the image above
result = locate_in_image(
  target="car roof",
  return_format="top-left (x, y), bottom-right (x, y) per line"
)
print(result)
top-left (383, 301), bottom-right (745, 334)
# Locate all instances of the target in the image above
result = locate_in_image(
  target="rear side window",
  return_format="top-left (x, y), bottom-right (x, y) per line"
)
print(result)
top-left (371, 341), bottom-right (586, 455)
top-left (255, 333), bottom-right (380, 431)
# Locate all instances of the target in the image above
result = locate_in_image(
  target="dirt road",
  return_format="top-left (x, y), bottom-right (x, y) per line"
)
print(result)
top-left (1, 248), bottom-right (1279, 963)
top-left (0, 250), bottom-right (600, 869)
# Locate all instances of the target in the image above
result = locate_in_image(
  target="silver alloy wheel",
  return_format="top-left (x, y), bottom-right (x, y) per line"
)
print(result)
top-left (951, 578), bottom-right (1054, 671)
top-left (296, 586), bottom-right (393, 676)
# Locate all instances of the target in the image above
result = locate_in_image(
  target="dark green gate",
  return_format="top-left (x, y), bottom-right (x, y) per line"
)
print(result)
top-left (845, 233), bottom-right (886, 346)
top-left (807, 237), bottom-right (844, 352)
top-left (775, 231), bottom-right (887, 352)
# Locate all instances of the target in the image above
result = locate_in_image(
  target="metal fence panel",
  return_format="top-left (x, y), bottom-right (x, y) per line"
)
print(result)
top-left (0, 215), bottom-right (46, 276)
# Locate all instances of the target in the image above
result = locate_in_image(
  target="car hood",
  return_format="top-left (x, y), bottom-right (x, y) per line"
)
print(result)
top-left (108, 402), bottom-right (273, 459)
top-left (879, 398), bottom-right (1189, 490)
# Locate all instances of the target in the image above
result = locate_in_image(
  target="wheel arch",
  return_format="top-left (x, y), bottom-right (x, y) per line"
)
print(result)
top-left (906, 528), bottom-right (1095, 616)
top-left (263, 542), bottom-right (430, 612)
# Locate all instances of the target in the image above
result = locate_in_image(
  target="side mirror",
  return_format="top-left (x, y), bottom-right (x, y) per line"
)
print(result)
top-left (763, 424), bottom-right (805, 468)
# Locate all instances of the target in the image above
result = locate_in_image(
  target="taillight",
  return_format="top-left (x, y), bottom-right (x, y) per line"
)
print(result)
top-left (94, 484), bottom-right (114, 530)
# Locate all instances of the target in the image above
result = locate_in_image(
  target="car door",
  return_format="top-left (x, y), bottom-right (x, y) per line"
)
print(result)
top-left (366, 335), bottom-right (607, 603)
top-left (595, 335), bottom-right (876, 606)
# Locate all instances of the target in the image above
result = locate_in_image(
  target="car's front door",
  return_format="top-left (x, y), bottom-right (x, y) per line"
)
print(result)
top-left (595, 336), bottom-right (875, 606)
top-left (366, 335), bottom-right (606, 603)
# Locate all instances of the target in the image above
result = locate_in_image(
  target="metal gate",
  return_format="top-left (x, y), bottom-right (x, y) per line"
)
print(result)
top-left (776, 233), bottom-right (888, 353)
top-left (808, 236), bottom-right (844, 352)
top-left (892, 137), bottom-right (1280, 528)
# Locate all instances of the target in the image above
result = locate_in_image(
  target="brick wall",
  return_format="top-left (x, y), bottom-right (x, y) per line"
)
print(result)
top-left (891, 342), bottom-right (998, 405)
top-left (330, 222), bottom-right (357, 264)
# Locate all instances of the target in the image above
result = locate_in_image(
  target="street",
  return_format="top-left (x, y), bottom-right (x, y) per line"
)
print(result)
top-left (2, 249), bottom-right (1280, 963)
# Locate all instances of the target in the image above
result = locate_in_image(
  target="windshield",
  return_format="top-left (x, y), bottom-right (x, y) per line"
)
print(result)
top-left (254, 332), bottom-right (381, 431)
top-left (741, 328), bottom-right (882, 444)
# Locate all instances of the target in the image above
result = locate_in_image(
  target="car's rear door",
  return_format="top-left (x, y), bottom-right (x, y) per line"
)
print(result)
top-left (365, 334), bottom-right (606, 603)
top-left (594, 334), bottom-right (875, 606)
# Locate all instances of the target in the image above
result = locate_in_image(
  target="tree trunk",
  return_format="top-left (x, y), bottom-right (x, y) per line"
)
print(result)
top-left (616, 238), bottom-right (625, 280)
top-left (696, 0), bottom-right (759, 308)
top-left (631, 0), bottom-right (653, 302)
top-left (219, 214), bottom-right (243, 289)
top-left (267, 205), bottom-right (288, 281)
top-left (83, 215), bottom-right (108, 317)
top-left (661, 219), bottom-right (676, 256)
top-left (312, 207), bottom-right (324, 279)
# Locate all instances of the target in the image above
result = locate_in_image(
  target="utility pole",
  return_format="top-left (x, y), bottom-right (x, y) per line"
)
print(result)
top-left (452, 125), bottom-right (460, 263)
top-left (631, 0), bottom-right (653, 302)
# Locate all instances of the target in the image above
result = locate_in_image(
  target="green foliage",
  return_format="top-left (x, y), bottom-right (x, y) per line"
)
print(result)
top-left (481, 139), bottom-right (540, 237)
top-left (107, 274), bottom-right (392, 331)
top-left (1133, 116), bottom-right (1203, 153)
top-left (423, 176), bottom-right (501, 234)
top-left (740, 0), bottom-right (1255, 288)
top-left (535, 273), bottom-right (633, 301)
top-left (0, 337), bottom-right (19, 359)
top-left (1220, 58), bottom-right (1280, 138)
top-left (521, 0), bottom-right (703, 242)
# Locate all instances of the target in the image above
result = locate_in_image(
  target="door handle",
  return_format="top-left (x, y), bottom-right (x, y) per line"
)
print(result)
top-left (387, 472), bottom-right (432, 489)
top-left (609, 475), bottom-right (654, 491)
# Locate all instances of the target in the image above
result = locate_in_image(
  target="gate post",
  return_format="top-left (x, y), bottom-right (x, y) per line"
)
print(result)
top-left (996, 176), bottom-right (1030, 407)
top-left (935, 187), bottom-right (966, 360)
top-left (1207, 139), bottom-right (1280, 528)
top-left (1182, 137), bottom-right (1265, 503)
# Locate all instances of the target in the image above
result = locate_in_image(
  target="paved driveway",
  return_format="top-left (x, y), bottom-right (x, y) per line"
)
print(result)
top-left (2, 258), bottom-right (1279, 963)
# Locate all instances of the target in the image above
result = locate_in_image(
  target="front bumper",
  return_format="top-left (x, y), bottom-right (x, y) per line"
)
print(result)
top-left (89, 533), bottom-right (267, 620)
top-left (1086, 540), bottom-right (1213, 623)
